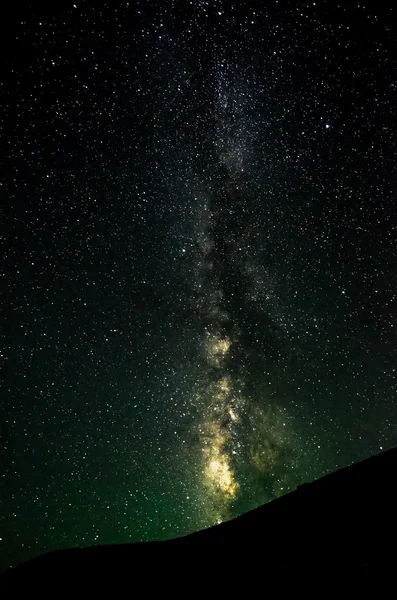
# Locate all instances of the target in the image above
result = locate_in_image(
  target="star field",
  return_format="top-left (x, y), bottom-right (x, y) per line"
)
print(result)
top-left (2, 1), bottom-right (397, 571)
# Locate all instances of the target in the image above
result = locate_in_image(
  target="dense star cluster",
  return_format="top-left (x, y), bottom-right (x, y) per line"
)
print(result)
top-left (2, 1), bottom-right (397, 570)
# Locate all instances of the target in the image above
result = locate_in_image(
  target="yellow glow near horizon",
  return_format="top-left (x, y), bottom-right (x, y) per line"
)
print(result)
top-left (206, 456), bottom-right (239, 497)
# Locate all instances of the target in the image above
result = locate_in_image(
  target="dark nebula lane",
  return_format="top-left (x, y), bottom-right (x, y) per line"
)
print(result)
top-left (2, 0), bottom-right (397, 571)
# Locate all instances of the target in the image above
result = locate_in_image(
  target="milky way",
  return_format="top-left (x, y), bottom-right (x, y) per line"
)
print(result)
top-left (186, 62), bottom-right (303, 520)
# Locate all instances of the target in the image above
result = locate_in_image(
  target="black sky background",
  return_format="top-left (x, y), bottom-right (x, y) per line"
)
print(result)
top-left (2, 0), bottom-right (397, 571)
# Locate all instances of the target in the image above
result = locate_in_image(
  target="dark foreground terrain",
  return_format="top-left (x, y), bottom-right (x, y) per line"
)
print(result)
top-left (3, 447), bottom-right (397, 583)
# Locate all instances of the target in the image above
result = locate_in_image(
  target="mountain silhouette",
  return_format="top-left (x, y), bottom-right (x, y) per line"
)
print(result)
top-left (4, 446), bottom-right (396, 583)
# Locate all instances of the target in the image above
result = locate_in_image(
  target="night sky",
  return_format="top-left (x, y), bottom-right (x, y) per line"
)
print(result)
top-left (2, 0), bottom-right (397, 570)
